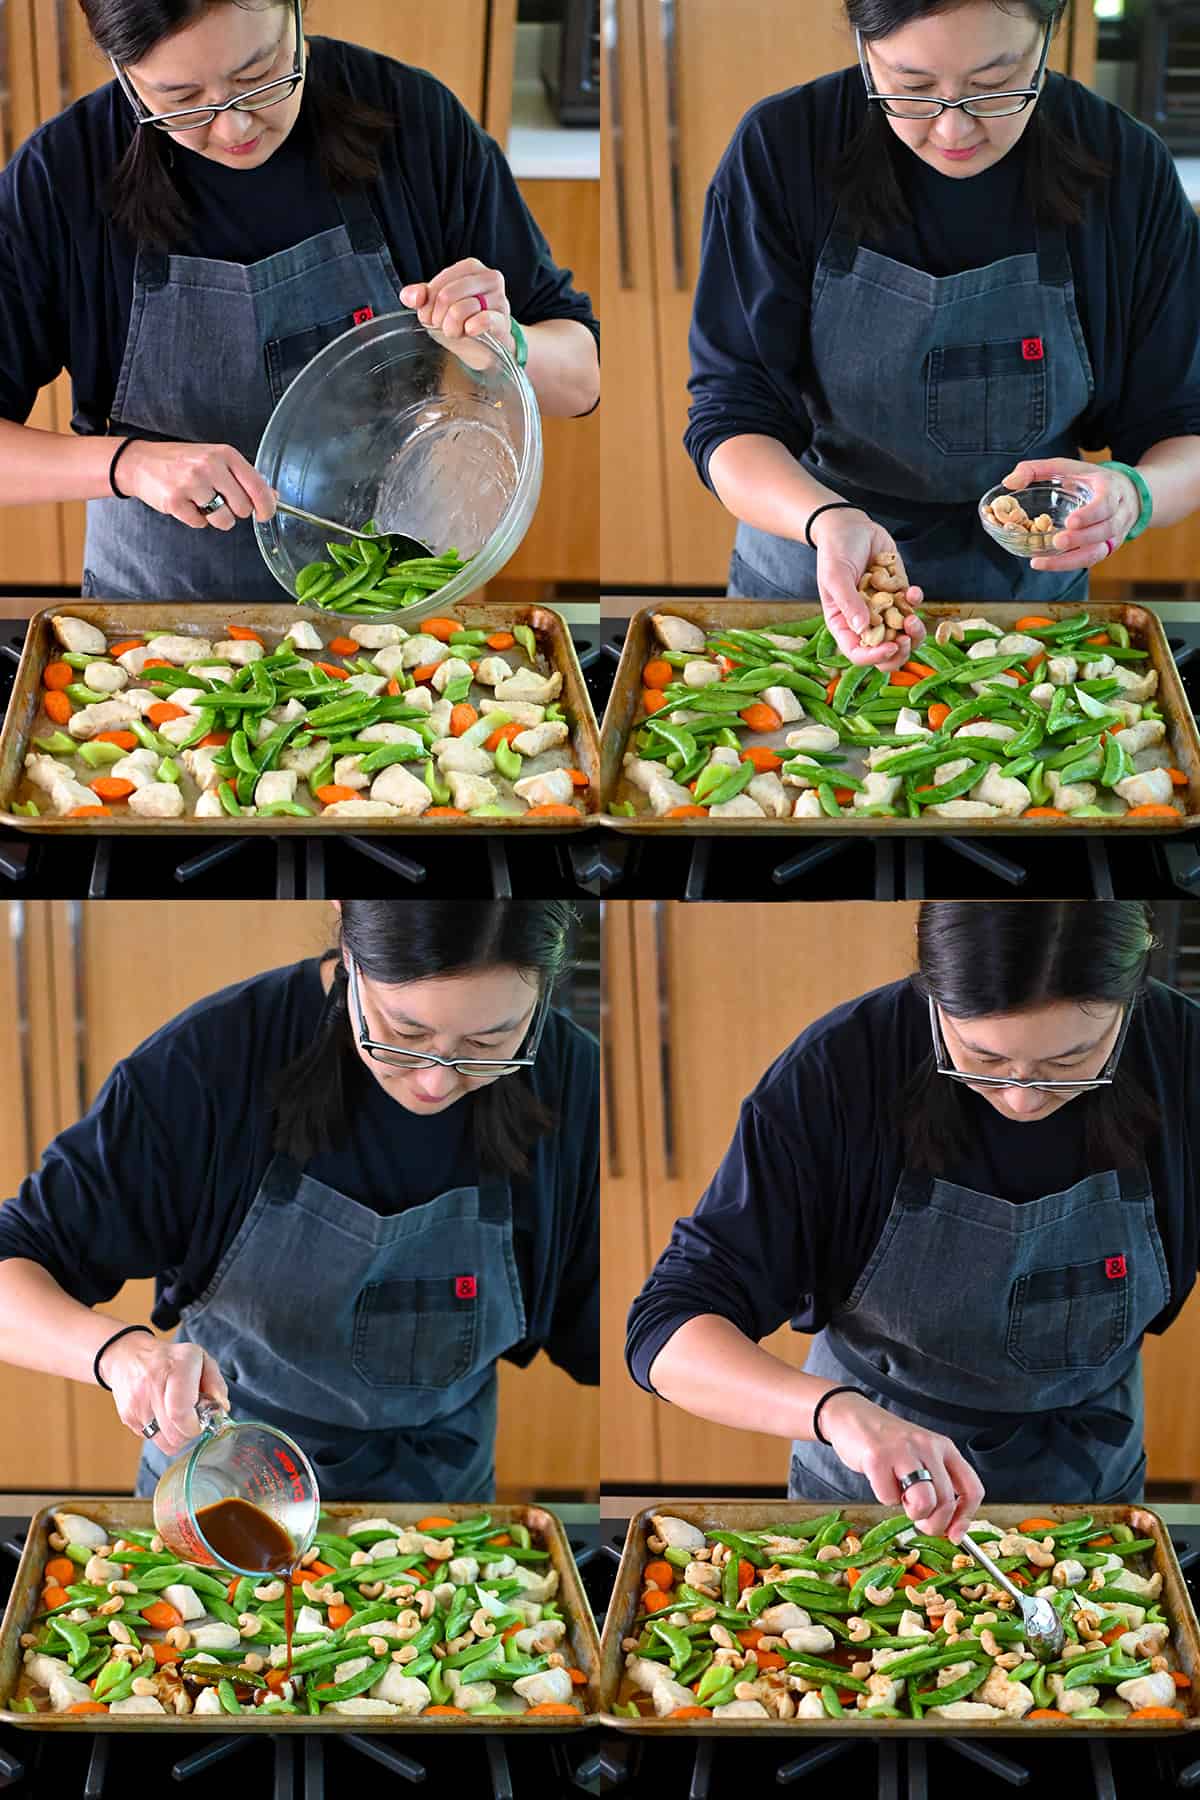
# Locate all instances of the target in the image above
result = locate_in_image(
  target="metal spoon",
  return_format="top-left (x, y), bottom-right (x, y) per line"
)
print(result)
top-left (275, 499), bottom-right (432, 563)
top-left (958, 1529), bottom-right (1065, 1663)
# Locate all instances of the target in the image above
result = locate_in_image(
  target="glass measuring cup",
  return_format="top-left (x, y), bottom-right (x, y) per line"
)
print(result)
top-left (152, 1398), bottom-right (321, 1576)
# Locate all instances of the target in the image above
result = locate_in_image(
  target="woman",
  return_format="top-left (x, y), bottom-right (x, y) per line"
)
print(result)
top-left (0, 0), bottom-right (600, 601)
top-left (626, 903), bottom-right (1198, 1543)
top-left (0, 900), bottom-right (598, 1500)
top-left (686, 0), bottom-right (1200, 666)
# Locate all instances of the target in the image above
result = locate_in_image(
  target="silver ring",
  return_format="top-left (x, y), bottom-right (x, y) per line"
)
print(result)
top-left (898, 1467), bottom-right (934, 1494)
top-left (198, 491), bottom-right (227, 516)
top-left (142, 1417), bottom-right (161, 1440)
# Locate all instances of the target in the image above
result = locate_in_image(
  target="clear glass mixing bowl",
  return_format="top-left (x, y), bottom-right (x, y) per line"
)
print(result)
top-left (254, 309), bottom-right (543, 610)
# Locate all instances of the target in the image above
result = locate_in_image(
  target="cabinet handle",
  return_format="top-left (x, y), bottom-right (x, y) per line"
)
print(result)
top-left (604, 0), bottom-right (633, 290)
top-left (0, 1), bottom-right (11, 167)
top-left (652, 901), bottom-right (676, 1177)
top-left (599, 901), bottom-right (621, 1177)
top-left (10, 903), bottom-right (34, 1174)
top-left (659, 0), bottom-right (685, 289)
top-left (67, 900), bottom-right (88, 1117)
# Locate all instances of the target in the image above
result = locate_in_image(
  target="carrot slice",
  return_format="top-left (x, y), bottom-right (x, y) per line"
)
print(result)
top-left (740, 746), bottom-right (782, 773)
top-left (845, 1568), bottom-right (862, 1590)
top-left (424, 807), bottom-right (468, 818)
top-left (1025, 649), bottom-right (1047, 676)
top-left (44, 691), bottom-right (73, 724)
top-left (668, 1706), bottom-right (713, 1719)
top-left (1085, 632), bottom-right (1110, 647)
top-left (833, 787), bottom-right (856, 805)
top-left (910, 1563), bottom-right (937, 1581)
top-left (739, 701), bottom-right (782, 732)
top-left (1125, 1707), bottom-right (1184, 1721)
top-left (450, 703), bottom-right (479, 736)
top-left (327, 636), bottom-right (359, 656)
top-left (151, 1643), bottom-right (182, 1666)
top-left (663, 805), bottom-right (709, 818)
top-left (736, 1629), bottom-right (763, 1649)
top-left (411, 663), bottom-right (442, 685)
top-left (501, 1622), bottom-right (523, 1644)
top-left (225, 625), bottom-right (264, 643)
top-left (1125, 804), bottom-right (1181, 818)
top-left (1172, 1670), bottom-right (1191, 1690)
top-left (643, 1560), bottom-right (675, 1591)
top-left (420, 618), bottom-right (460, 642)
top-left (1015, 616), bottom-right (1055, 630)
top-left (43, 661), bottom-right (74, 690)
top-left (42, 1583), bottom-right (71, 1610)
top-left (903, 661), bottom-right (936, 679)
top-left (485, 722), bottom-right (523, 751)
top-left (416, 1516), bottom-right (456, 1529)
top-left (1167, 768), bottom-right (1188, 787)
top-left (825, 675), bottom-right (840, 703)
top-left (146, 702), bottom-right (186, 724)
top-left (754, 1651), bottom-right (786, 1671)
top-left (888, 671), bottom-right (921, 688)
top-left (642, 1589), bottom-right (673, 1613)
top-left (424, 1705), bottom-right (469, 1716)
top-left (642, 689), bottom-right (669, 714)
top-left (67, 805), bottom-right (112, 817)
top-left (95, 730), bottom-right (138, 749)
top-left (643, 659), bottom-right (673, 689)
top-left (264, 1669), bottom-right (291, 1694)
top-left (1009, 669), bottom-right (1028, 685)
top-left (383, 677), bottom-right (401, 697)
top-left (1018, 1518), bottom-right (1059, 1532)
top-left (43, 1558), bottom-right (74, 1586)
top-left (1087, 1534), bottom-right (1115, 1548)
top-left (141, 657), bottom-right (174, 669)
top-left (108, 639), bottom-right (145, 658)
top-left (488, 1534), bottom-right (513, 1547)
top-left (198, 732), bottom-right (230, 748)
top-left (1102, 1625), bottom-right (1126, 1646)
top-left (314, 662), bottom-right (349, 682)
top-left (522, 804), bottom-right (581, 818)
top-left (226, 1577), bottom-right (240, 1604)
top-left (315, 785), bottom-right (360, 805)
top-left (1023, 807), bottom-right (1068, 819)
top-left (928, 703), bottom-right (951, 731)
top-left (560, 768), bottom-right (589, 787)
top-left (67, 1701), bottom-right (109, 1714)
top-left (327, 1604), bottom-right (352, 1629)
top-left (523, 1703), bottom-right (580, 1716)
top-left (1026, 1709), bottom-right (1071, 1721)
top-left (486, 632), bottom-right (515, 650)
top-left (565, 1667), bottom-right (587, 1686)
top-left (140, 1601), bottom-right (182, 1631)
top-left (89, 777), bottom-right (136, 801)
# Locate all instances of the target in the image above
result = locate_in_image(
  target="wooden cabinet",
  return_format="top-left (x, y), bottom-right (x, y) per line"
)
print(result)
top-left (602, 900), bottom-right (1200, 1488)
top-left (0, 901), bottom-right (596, 1498)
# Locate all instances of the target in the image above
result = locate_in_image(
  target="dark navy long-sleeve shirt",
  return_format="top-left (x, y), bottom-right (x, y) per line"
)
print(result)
top-left (685, 69), bottom-right (1200, 503)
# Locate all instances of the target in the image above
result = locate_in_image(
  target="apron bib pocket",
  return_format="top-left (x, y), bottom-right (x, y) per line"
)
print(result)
top-left (265, 311), bottom-right (370, 406)
top-left (1007, 1257), bottom-right (1130, 1373)
top-left (353, 1275), bottom-right (480, 1390)
top-left (926, 340), bottom-right (1047, 457)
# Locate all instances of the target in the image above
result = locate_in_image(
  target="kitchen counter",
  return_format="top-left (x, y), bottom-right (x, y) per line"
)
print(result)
top-left (507, 23), bottom-right (599, 183)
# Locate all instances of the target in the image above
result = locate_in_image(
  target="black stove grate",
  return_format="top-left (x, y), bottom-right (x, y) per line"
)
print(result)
top-left (0, 624), bottom-right (604, 900)
top-left (0, 1522), bottom-right (604, 1799)
top-left (592, 619), bottom-right (1200, 901)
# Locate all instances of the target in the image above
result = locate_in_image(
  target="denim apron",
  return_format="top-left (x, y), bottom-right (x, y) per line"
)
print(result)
top-left (133, 1153), bottom-right (526, 1502)
top-left (730, 207), bottom-right (1095, 606)
top-left (83, 185), bottom-right (405, 603)
top-left (788, 1162), bottom-right (1170, 1505)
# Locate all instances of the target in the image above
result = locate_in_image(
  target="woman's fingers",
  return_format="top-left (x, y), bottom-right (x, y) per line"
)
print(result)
top-left (1002, 458), bottom-right (1070, 492)
top-left (942, 1444), bottom-right (985, 1543)
top-left (158, 1344), bottom-right (207, 1448)
top-left (199, 1350), bottom-right (231, 1413)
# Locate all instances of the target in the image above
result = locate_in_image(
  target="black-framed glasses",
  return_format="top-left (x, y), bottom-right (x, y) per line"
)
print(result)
top-left (856, 22), bottom-right (1053, 120)
top-left (111, 0), bottom-right (305, 132)
top-left (928, 994), bottom-right (1134, 1094)
top-left (346, 952), bottom-right (551, 1078)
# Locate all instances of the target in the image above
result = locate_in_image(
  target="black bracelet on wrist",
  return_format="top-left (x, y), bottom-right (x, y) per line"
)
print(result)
top-left (94, 1324), bottom-right (154, 1391)
top-left (108, 435), bottom-right (144, 500)
top-left (805, 501), bottom-right (861, 550)
top-left (812, 1384), bottom-right (862, 1446)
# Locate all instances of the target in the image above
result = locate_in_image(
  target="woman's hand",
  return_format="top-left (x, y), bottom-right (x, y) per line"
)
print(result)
top-left (118, 441), bottom-right (277, 532)
top-left (813, 509), bottom-right (927, 671)
top-left (817, 1390), bottom-right (983, 1542)
top-left (1002, 458), bottom-right (1142, 574)
top-left (401, 259), bottom-right (518, 360)
top-left (98, 1333), bottom-right (230, 1457)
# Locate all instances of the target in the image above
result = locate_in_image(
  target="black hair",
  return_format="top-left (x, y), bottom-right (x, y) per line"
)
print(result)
top-left (270, 901), bottom-right (579, 1176)
top-left (895, 901), bottom-right (1162, 1173)
top-left (834, 0), bottom-right (1110, 239)
top-left (78, 0), bottom-right (395, 248)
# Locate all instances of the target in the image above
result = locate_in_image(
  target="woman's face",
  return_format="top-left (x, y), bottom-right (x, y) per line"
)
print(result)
top-left (936, 997), bottom-right (1123, 1123)
top-left (123, 1), bottom-right (304, 171)
top-left (339, 958), bottom-right (541, 1116)
top-left (862, 1), bottom-right (1047, 180)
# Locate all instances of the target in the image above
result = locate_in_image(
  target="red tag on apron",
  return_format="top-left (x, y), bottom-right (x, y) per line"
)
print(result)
top-left (455, 1276), bottom-right (478, 1299)
top-left (353, 307), bottom-right (375, 326)
top-left (1105, 1255), bottom-right (1127, 1280)
top-left (1022, 337), bottom-right (1045, 361)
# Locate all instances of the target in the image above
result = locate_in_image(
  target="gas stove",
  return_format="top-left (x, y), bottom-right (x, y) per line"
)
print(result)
top-left (0, 1513), bottom-right (604, 1799)
top-left (0, 622), bottom-right (607, 900)
top-left (591, 1509), bottom-right (1200, 1798)
top-left (590, 617), bottom-right (1200, 901)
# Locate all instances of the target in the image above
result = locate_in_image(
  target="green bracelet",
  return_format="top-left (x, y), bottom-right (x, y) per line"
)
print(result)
top-left (1099, 460), bottom-right (1153, 541)
top-left (509, 317), bottom-right (528, 369)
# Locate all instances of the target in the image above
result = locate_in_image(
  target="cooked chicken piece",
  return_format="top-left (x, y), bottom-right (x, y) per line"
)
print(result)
top-left (1046, 656), bottom-right (1079, 685)
top-left (474, 655), bottom-right (513, 687)
top-left (1115, 1622), bottom-right (1170, 1659)
top-left (977, 1665), bottom-right (1034, 1717)
top-left (967, 637), bottom-right (1016, 661)
top-left (510, 1563), bottom-right (559, 1602)
top-left (781, 1624), bottom-right (836, 1654)
top-left (622, 758), bottom-right (692, 814)
top-left (854, 772), bottom-right (901, 809)
top-left (512, 721), bottom-right (570, 757)
top-left (760, 684), bottom-right (803, 723)
top-left (782, 758), bottom-right (825, 789)
top-left (1082, 655), bottom-right (1116, 680)
top-left (894, 707), bottom-right (931, 738)
top-left (81, 661), bottom-right (128, 694)
top-left (1047, 772), bottom-right (1097, 811)
top-left (898, 1610), bottom-right (932, 1639)
top-left (682, 660), bottom-right (722, 689)
top-left (514, 768), bottom-right (576, 808)
top-left (321, 799), bottom-right (402, 818)
top-left (970, 673), bottom-right (1021, 694)
top-left (401, 634), bottom-right (451, 670)
top-left (1113, 719), bottom-right (1167, 755)
top-left (867, 1674), bottom-right (904, 1708)
top-left (784, 725), bottom-right (840, 757)
top-left (399, 684), bottom-right (434, 712)
top-left (349, 623), bottom-right (405, 649)
top-left (1131, 745), bottom-right (1174, 774)
top-left (109, 750), bottom-right (161, 789)
top-left (710, 793), bottom-right (766, 818)
top-left (1116, 1670), bottom-right (1176, 1709)
top-left (370, 764), bottom-right (434, 815)
top-left (927, 1701), bottom-right (1006, 1720)
top-left (52, 614), bottom-right (108, 655)
top-left (652, 613), bottom-right (706, 652)
top-left (513, 1667), bottom-right (574, 1708)
top-left (665, 708), bottom-right (702, 726)
top-left (333, 754), bottom-right (370, 791)
top-left (189, 663), bottom-right (235, 686)
top-left (285, 620), bottom-right (323, 649)
top-left (357, 724), bottom-right (423, 749)
top-left (795, 1691), bottom-right (827, 1718)
top-left (160, 1581), bottom-right (207, 1621)
top-left (447, 1680), bottom-right (496, 1710)
top-left (480, 698), bottom-right (545, 727)
top-left (255, 770), bottom-right (298, 807)
top-left (280, 739), bottom-right (333, 779)
top-left (866, 744), bottom-right (905, 770)
top-left (328, 1698), bottom-right (402, 1717)
top-left (212, 639), bottom-right (264, 665)
top-left (364, 646), bottom-right (402, 679)
top-left (421, 699), bottom-right (451, 738)
top-left (683, 1559), bottom-right (721, 1592)
top-left (792, 789), bottom-right (823, 817)
top-left (957, 618), bottom-right (1003, 636)
top-left (971, 765), bottom-right (1031, 816)
top-left (115, 645), bottom-right (159, 676)
top-left (954, 721), bottom-right (1016, 742)
top-left (333, 1656), bottom-right (375, 1687)
top-left (344, 672), bottom-right (389, 699)
top-left (713, 1700), bottom-right (770, 1719)
top-left (444, 770), bottom-right (497, 811)
top-left (24, 756), bottom-right (97, 814)
top-left (127, 634), bottom-right (211, 667)
top-left (1029, 682), bottom-right (1056, 710)
top-left (194, 788), bottom-right (226, 818)
top-left (25, 1652), bottom-right (74, 1690)
top-left (758, 1604), bottom-right (810, 1633)
top-left (127, 781), bottom-right (184, 819)
top-left (1115, 768), bottom-right (1175, 809)
top-left (67, 698), bottom-right (142, 740)
top-left (1109, 1567), bottom-right (1162, 1599)
top-left (1112, 666), bottom-right (1159, 702)
top-left (108, 1695), bottom-right (167, 1715)
top-left (156, 714), bottom-right (202, 747)
top-left (748, 772), bottom-right (789, 817)
top-left (1047, 1679), bottom-right (1099, 1716)
top-left (435, 741), bottom-right (493, 776)
top-left (650, 1514), bottom-right (706, 1550)
top-left (494, 668), bottom-right (562, 705)
top-left (190, 1623), bottom-right (242, 1650)
top-left (510, 1619), bottom-right (567, 1655)
top-left (925, 799), bottom-right (1003, 819)
top-left (933, 757), bottom-right (974, 787)
top-left (431, 656), bottom-right (475, 694)
top-left (995, 633), bottom-right (1043, 656)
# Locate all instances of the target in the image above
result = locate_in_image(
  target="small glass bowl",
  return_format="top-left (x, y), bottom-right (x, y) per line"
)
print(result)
top-left (979, 479), bottom-right (1092, 558)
